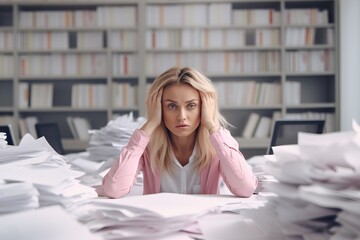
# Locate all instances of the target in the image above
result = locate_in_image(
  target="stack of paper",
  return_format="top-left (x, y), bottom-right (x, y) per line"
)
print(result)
top-left (0, 182), bottom-right (39, 214)
top-left (246, 155), bottom-right (278, 194)
top-left (0, 133), bottom-right (70, 167)
top-left (0, 132), bottom-right (7, 148)
top-left (240, 201), bottom-right (301, 240)
top-left (0, 134), bottom-right (52, 165)
top-left (0, 205), bottom-right (102, 240)
top-left (256, 120), bottom-right (360, 239)
top-left (197, 212), bottom-right (266, 240)
top-left (0, 162), bottom-right (97, 212)
top-left (67, 113), bottom-right (145, 187)
top-left (0, 134), bottom-right (97, 213)
top-left (80, 193), bottom-right (242, 240)
top-left (86, 112), bottom-right (145, 162)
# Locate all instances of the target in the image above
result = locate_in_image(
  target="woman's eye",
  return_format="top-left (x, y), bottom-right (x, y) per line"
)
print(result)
top-left (168, 103), bottom-right (176, 109)
top-left (188, 103), bottom-right (196, 109)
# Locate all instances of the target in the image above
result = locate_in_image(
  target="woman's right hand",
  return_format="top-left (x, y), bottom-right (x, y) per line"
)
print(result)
top-left (141, 88), bottom-right (163, 135)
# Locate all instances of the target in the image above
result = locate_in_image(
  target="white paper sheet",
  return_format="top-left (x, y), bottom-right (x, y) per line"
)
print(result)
top-left (0, 206), bottom-right (101, 240)
top-left (0, 164), bottom-right (84, 186)
top-left (93, 193), bottom-right (241, 218)
top-left (198, 213), bottom-right (265, 240)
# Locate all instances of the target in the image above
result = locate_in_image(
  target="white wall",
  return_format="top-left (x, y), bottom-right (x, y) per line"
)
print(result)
top-left (340, 0), bottom-right (360, 130)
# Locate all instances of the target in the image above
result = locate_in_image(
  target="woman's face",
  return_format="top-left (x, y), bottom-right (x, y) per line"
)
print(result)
top-left (162, 83), bottom-right (201, 138)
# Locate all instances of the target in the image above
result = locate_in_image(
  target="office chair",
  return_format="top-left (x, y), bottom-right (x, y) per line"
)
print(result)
top-left (35, 122), bottom-right (65, 155)
top-left (267, 119), bottom-right (325, 154)
top-left (0, 124), bottom-right (16, 145)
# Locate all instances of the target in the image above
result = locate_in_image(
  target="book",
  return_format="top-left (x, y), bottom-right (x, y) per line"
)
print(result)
top-left (19, 116), bottom-right (38, 138)
top-left (18, 82), bottom-right (29, 108)
top-left (254, 116), bottom-right (272, 138)
top-left (66, 116), bottom-right (78, 139)
top-left (242, 113), bottom-right (260, 138)
top-left (30, 83), bottom-right (53, 108)
top-left (72, 117), bottom-right (91, 140)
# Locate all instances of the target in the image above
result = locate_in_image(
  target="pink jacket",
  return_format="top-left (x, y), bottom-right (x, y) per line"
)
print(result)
top-left (100, 128), bottom-right (258, 198)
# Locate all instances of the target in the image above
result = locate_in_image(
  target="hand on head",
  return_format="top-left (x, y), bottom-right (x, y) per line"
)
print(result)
top-left (141, 88), bottom-right (163, 135)
top-left (200, 92), bottom-right (218, 133)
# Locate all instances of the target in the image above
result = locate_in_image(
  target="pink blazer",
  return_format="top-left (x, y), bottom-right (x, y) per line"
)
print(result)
top-left (99, 128), bottom-right (258, 198)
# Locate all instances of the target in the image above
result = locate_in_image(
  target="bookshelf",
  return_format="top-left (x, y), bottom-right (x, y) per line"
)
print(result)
top-left (0, 0), bottom-right (339, 157)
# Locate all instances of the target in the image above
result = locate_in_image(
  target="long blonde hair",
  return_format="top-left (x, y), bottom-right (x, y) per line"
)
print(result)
top-left (146, 67), bottom-right (229, 173)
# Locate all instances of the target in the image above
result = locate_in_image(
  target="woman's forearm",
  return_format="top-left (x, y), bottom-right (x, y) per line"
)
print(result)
top-left (210, 128), bottom-right (258, 197)
top-left (101, 129), bottom-right (150, 198)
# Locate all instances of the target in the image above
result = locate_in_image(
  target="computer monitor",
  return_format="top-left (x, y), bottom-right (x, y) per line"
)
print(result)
top-left (35, 122), bottom-right (65, 155)
top-left (267, 119), bottom-right (325, 155)
top-left (0, 124), bottom-right (16, 145)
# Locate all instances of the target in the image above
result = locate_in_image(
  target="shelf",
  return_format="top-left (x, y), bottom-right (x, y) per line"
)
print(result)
top-left (0, 107), bottom-right (14, 112)
top-left (146, 46), bottom-right (282, 52)
top-left (286, 72), bottom-right (335, 76)
top-left (19, 107), bottom-right (109, 112)
top-left (18, 76), bottom-right (108, 80)
top-left (235, 137), bottom-right (270, 149)
top-left (62, 139), bottom-right (89, 151)
top-left (18, 49), bottom-right (107, 54)
top-left (284, 23), bottom-right (335, 27)
top-left (146, 72), bottom-right (283, 79)
top-left (0, 26), bottom-right (13, 31)
top-left (285, 45), bottom-right (335, 50)
top-left (0, 0), bottom-right (339, 157)
top-left (286, 103), bottom-right (336, 109)
top-left (146, 25), bottom-right (282, 30)
top-left (18, 26), bottom-right (138, 31)
top-left (220, 105), bottom-right (283, 110)
top-left (0, 50), bottom-right (13, 53)
top-left (112, 75), bottom-right (139, 79)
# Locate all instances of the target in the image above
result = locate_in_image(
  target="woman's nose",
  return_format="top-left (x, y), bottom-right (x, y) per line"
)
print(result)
top-left (177, 108), bottom-right (186, 121)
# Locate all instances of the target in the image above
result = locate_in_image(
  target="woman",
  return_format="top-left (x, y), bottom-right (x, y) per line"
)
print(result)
top-left (100, 67), bottom-right (258, 198)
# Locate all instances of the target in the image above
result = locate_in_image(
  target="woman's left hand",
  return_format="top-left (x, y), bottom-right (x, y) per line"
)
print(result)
top-left (200, 92), bottom-right (218, 133)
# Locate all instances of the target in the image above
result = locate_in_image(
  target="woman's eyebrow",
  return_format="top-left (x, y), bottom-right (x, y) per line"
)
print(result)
top-left (186, 99), bottom-right (199, 103)
top-left (163, 99), bottom-right (177, 103)
top-left (163, 99), bottom-right (199, 103)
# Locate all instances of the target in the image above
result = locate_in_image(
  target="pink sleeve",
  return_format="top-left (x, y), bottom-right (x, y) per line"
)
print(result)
top-left (100, 129), bottom-right (150, 198)
top-left (209, 128), bottom-right (258, 197)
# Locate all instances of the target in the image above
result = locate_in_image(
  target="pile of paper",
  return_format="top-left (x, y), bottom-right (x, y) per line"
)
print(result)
top-left (256, 120), bottom-right (360, 239)
top-left (87, 112), bottom-right (145, 162)
top-left (67, 113), bottom-right (145, 187)
top-left (79, 193), bottom-right (242, 240)
top-left (246, 154), bottom-right (278, 194)
top-left (0, 132), bottom-right (7, 148)
top-left (0, 205), bottom-right (102, 240)
top-left (0, 134), bottom-right (53, 165)
top-left (0, 182), bottom-right (39, 214)
top-left (0, 134), bottom-right (97, 214)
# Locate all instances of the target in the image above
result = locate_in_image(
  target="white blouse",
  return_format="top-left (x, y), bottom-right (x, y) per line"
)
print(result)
top-left (160, 149), bottom-right (201, 194)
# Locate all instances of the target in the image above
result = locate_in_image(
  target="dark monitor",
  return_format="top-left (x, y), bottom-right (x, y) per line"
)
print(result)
top-left (0, 124), bottom-right (16, 145)
top-left (35, 122), bottom-right (65, 155)
top-left (267, 119), bottom-right (325, 155)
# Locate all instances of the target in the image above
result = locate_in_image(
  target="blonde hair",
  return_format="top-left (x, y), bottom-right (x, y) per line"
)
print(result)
top-left (146, 67), bottom-right (229, 173)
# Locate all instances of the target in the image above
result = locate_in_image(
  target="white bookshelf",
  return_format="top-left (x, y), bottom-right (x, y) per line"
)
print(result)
top-left (0, 0), bottom-right (339, 157)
